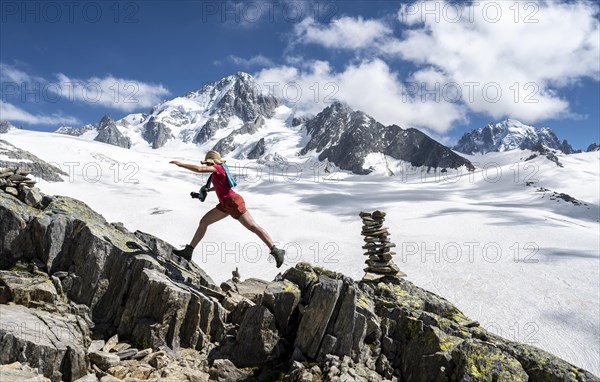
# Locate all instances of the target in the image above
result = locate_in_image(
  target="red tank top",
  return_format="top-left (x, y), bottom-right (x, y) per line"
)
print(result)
top-left (212, 164), bottom-right (236, 203)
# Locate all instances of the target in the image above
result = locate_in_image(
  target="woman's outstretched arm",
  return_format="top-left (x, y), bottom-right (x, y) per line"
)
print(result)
top-left (169, 161), bottom-right (215, 173)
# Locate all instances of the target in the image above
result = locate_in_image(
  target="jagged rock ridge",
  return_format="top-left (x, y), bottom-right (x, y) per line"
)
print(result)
top-left (57, 114), bottom-right (131, 149)
top-left (587, 143), bottom-right (600, 152)
top-left (0, 139), bottom-right (66, 182)
top-left (1, 188), bottom-right (597, 381)
top-left (454, 119), bottom-right (578, 155)
top-left (301, 102), bottom-right (474, 174)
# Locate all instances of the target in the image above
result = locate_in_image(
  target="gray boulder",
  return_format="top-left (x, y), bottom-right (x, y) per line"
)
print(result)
top-left (88, 351), bottom-right (120, 371)
top-left (294, 275), bottom-right (342, 359)
top-left (0, 304), bottom-right (89, 381)
top-left (451, 340), bottom-right (528, 381)
top-left (23, 186), bottom-right (43, 207)
top-left (0, 362), bottom-right (51, 382)
top-left (209, 358), bottom-right (253, 382)
top-left (0, 270), bottom-right (59, 305)
top-left (224, 304), bottom-right (281, 367)
top-left (262, 280), bottom-right (301, 336)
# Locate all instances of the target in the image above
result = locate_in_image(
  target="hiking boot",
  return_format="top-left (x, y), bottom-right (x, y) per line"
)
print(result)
top-left (173, 244), bottom-right (194, 261)
top-left (270, 246), bottom-right (285, 268)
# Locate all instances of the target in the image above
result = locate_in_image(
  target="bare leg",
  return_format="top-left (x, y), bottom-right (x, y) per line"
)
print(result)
top-left (237, 210), bottom-right (274, 248)
top-left (190, 207), bottom-right (228, 248)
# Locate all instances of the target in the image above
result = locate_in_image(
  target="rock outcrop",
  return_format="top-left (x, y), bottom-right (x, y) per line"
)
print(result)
top-left (212, 115), bottom-right (266, 156)
top-left (142, 116), bottom-right (173, 149)
top-left (94, 115), bottom-right (131, 149)
top-left (0, 188), bottom-right (598, 381)
top-left (0, 140), bottom-right (66, 182)
top-left (301, 102), bottom-right (474, 174)
top-left (0, 120), bottom-right (18, 133)
top-left (57, 115), bottom-right (131, 149)
top-left (247, 137), bottom-right (265, 159)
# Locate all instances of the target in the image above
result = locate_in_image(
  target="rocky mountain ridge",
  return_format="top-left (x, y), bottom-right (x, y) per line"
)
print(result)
top-left (301, 103), bottom-right (474, 174)
top-left (52, 72), bottom-right (474, 175)
top-left (453, 119), bottom-right (578, 155)
top-left (1, 185), bottom-right (597, 381)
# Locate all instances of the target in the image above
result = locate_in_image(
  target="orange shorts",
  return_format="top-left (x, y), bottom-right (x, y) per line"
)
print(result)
top-left (216, 194), bottom-right (247, 219)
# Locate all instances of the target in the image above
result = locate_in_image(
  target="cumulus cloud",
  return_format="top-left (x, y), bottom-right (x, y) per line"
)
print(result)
top-left (386, 0), bottom-right (600, 123)
top-left (254, 58), bottom-right (468, 133)
top-left (293, 16), bottom-right (391, 49)
top-left (0, 100), bottom-right (79, 125)
top-left (281, 0), bottom-right (599, 131)
top-left (0, 63), bottom-right (35, 83)
top-left (51, 73), bottom-right (170, 112)
top-left (0, 62), bottom-right (171, 113)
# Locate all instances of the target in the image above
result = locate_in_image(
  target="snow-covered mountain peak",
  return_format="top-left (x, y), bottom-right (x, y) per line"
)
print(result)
top-left (454, 119), bottom-right (576, 155)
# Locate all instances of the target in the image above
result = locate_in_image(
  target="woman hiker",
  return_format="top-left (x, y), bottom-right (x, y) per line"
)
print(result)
top-left (169, 150), bottom-right (286, 267)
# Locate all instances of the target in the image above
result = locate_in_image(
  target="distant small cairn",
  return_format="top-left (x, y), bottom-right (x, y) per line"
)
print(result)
top-left (0, 167), bottom-right (43, 207)
top-left (360, 210), bottom-right (406, 281)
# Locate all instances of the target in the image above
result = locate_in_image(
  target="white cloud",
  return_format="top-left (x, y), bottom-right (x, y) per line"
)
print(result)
top-left (52, 73), bottom-right (170, 112)
top-left (293, 16), bottom-right (391, 49)
top-left (0, 63), bottom-right (33, 83)
top-left (254, 58), bottom-right (468, 133)
top-left (0, 100), bottom-right (79, 126)
top-left (1, 62), bottom-right (171, 113)
top-left (228, 54), bottom-right (274, 68)
top-left (281, 1), bottom-right (599, 131)
top-left (386, 0), bottom-right (600, 123)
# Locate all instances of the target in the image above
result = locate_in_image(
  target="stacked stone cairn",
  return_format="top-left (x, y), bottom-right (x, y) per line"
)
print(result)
top-left (0, 166), bottom-right (43, 207)
top-left (360, 210), bottom-right (406, 281)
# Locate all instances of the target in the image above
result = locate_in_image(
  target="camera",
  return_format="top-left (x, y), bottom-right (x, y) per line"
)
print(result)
top-left (191, 186), bottom-right (208, 202)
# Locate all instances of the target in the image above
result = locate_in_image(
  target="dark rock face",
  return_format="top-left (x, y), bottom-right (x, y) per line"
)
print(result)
top-left (294, 275), bottom-right (343, 359)
top-left (194, 117), bottom-right (226, 144)
top-left (291, 116), bottom-right (309, 127)
top-left (525, 143), bottom-right (564, 167)
top-left (212, 115), bottom-right (266, 156)
top-left (193, 73), bottom-right (278, 145)
top-left (221, 304), bottom-right (281, 367)
top-left (247, 137), bottom-right (265, 159)
top-left (55, 124), bottom-right (95, 137)
top-left (1, 189), bottom-right (598, 381)
top-left (94, 114), bottom-right (131, 149)
top-left (0, 120), bottom-right (15, 133)
top-left (0, 191), bottom-right (222, 357)
top-left (454, 120), bottom-right (577, 155)
top-left (215, 72), bottom-right (279, 122)
top-left (143, 116), bottom-right (172, 149)
top-left (587, 143), bottom-right (600, 152)
top-left (0, 304), bottom-right (90, 381)
top-left (301, 102), bottom-right (474, 174)
top-left (0, 140), bottom-right (66, 182)
top-left (56, 115), bottom-right (131, 149)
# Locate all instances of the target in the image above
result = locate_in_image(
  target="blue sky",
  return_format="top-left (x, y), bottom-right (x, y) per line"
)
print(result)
top-left (1, 0), bottom-right (599, 149)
